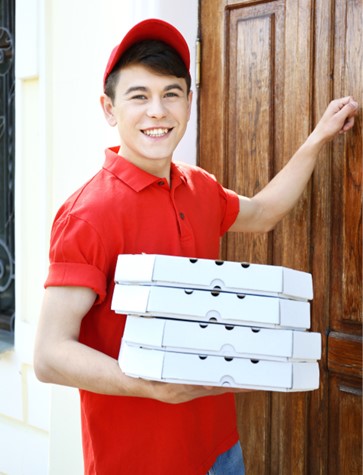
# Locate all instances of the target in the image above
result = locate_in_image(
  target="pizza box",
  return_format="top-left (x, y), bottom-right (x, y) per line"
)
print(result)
top-left (114, 254), bottom-right (313, 301)
top-left (112, 284), bottom-right (311, 329)
top-left (119, 342), bottom-right (320, 392)
top-left (122, 315), bottom-right (321, 361)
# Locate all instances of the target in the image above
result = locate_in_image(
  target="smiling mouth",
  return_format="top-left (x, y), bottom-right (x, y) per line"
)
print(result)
top-left (142, 128), bottom-right (172, 138)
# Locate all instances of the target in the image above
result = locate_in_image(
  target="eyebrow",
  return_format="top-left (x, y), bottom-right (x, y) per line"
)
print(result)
top-left (124, 86), bottom-right (148, 96)
top-left (124, 83), bottom-right (185, 96)
top-left (165, 84), bottom-right (185, 92)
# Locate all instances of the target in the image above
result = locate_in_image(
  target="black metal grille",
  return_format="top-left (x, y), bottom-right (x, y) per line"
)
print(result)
top-left (0, 0), bottom-right (15, 336)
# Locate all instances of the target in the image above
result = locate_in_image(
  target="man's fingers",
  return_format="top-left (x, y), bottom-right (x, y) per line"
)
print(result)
top-left (330, 96), bottom-right (358, 116)
top-left (339, 115), bottom-right (356, 134)
top-left (344, 98), bottom-right (358, 113)
top-left (337, 99), bottom-right (358, 133)
top-left (327, 97), bottom-right (357, 135)
top-left (308, 96), bottom-right (358, 144)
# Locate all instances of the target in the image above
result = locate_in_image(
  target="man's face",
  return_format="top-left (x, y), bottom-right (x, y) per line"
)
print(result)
top-left (104, 64), bottom-right (192, 172)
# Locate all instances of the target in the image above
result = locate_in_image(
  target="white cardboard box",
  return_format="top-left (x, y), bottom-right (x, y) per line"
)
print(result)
top-left (122, 315), bottom-right (321, 361)
top-left (112, 284), bottom-right (311, 329)
top-left (114, 254), bottom-right (313, 301)
top-left (119, 342), bottom-right (320, 392)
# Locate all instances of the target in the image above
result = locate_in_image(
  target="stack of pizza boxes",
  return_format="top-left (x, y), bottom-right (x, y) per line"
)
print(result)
top-left (111, 254), bottom-right (321, 392)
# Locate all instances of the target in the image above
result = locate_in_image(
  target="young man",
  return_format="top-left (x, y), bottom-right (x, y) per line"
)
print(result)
top-left (34, 19), bottom-right (358, 475)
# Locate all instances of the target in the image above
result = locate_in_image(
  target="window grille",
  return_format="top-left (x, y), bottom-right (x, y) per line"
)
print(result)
top-left (0, 0), bottom-right (15, 341)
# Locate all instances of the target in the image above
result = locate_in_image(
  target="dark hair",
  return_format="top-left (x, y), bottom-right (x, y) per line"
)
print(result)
top-left (104, 40), bottom-right (191, 102)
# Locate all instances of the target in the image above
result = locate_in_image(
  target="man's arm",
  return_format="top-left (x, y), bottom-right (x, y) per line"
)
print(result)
top-left (229, 96), bottom-right (358, 233)
top-left (34, 286), bottom-right (249, 402)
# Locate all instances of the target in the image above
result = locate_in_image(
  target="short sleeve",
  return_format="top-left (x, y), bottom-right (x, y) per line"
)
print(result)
top-left (217, 183), bottom-right (240, 235)
top-left (45, 214), bottom-right (108, 303)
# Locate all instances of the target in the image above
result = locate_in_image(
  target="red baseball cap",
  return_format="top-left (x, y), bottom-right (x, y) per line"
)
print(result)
top-left (103, 19), bottom-right (190, 88)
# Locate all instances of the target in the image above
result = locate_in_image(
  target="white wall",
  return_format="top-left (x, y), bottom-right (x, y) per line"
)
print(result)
top-left (0, 1), bottom-right (198, 474)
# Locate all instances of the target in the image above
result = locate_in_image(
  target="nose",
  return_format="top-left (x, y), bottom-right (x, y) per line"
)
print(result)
top-left (146, 97), bottom-right (167, 119)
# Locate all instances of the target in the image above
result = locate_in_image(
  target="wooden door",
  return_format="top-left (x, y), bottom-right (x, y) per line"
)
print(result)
top-left (198, 1), bottom-right (362, 474)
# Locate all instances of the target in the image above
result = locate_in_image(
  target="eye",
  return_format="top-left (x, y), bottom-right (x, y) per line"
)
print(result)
top-left (164, 91), bottom-right (180, 98)
top-left (130, 94), bottom-right (147, 101)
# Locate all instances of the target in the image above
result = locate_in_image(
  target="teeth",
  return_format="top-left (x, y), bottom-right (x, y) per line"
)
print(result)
top-left (143, 128), bottom-right (169, 137)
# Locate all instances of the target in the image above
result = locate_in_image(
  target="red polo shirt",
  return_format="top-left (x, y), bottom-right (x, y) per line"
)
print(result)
top-left (45, 147), bottom-right (240, 475)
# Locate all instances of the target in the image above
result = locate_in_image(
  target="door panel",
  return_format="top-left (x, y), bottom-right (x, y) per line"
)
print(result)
top-left (225, 1), bottom-right (285, 265)
top-left (199, 1), bottom-right (362, 473)
top-left (329, 376), bottom-right (362, 475)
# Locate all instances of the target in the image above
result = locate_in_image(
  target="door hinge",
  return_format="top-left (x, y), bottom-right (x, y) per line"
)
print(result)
top-left (195, 37), bottom-right (201, 88)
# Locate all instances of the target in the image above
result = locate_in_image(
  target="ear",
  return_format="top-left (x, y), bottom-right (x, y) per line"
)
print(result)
top-left (100, 94), bottom-right (117, 127)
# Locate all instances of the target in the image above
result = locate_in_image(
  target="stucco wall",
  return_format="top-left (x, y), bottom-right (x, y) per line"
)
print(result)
top-left (0, 1), bottom-right (198, 473)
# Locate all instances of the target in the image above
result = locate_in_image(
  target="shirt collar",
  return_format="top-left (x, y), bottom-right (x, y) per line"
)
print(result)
top-left (103, 147), bottom-right (187, 192)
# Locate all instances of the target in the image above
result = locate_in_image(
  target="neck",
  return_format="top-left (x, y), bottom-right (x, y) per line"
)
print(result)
top-left (118, 149), bottom-right (172, 184)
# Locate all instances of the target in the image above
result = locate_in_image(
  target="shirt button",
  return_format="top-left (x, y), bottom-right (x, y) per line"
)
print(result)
top-left (179, 212), bottom-right (185, 220)
top-left (158, 180), bottom-right (165, 186)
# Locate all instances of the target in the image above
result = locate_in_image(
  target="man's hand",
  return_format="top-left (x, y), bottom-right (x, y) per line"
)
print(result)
top-left (143, 379), bottom-right (252, 404)
top-left (310, 96), bottom-right (358, 145)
